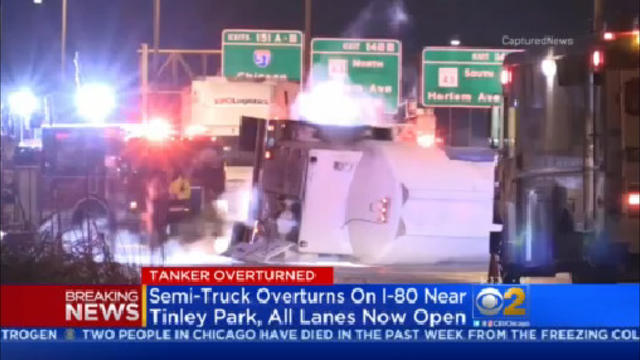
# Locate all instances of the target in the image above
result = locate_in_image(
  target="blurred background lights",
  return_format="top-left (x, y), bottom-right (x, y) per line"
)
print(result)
top-left (75, 83), bottom-right (116, 122)
top-left (8, 88), bottom-right (38, 118)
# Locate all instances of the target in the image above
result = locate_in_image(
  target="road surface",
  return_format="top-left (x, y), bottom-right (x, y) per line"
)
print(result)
top-left (106, 165), bottom-right (570, 284)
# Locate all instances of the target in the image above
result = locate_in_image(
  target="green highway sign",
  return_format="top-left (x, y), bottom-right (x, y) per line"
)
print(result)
top-left (222, 29), bottom-right (303, 82)
top-left (422, 47), bottom-right (520, 108)
top-left (311, 38), bottom-right (401, 113)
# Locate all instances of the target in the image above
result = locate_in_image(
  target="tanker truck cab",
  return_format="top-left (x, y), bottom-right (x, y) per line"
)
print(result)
top-left (494, 31), bottom-right (639, 282)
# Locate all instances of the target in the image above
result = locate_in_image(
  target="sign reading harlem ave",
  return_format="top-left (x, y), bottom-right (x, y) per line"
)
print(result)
top-left (311, 38), bottom-right (401, 113)
top-left (222, 29), bottom-right (303, 83)
top-left (422, 47), bottom-right (520, 108)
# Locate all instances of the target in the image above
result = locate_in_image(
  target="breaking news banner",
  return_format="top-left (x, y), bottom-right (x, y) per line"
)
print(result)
top-left (1, 267), bottom-right (639, 360)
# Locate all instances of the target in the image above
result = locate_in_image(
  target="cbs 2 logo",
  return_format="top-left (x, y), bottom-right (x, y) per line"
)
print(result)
top-left (475, 287), bottom-right (527, 316)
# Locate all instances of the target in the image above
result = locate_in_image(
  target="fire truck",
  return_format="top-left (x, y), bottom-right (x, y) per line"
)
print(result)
top-left (492, 30), bottom-right (639, 282)
top-left (35, 122), bottom-right (223, 250)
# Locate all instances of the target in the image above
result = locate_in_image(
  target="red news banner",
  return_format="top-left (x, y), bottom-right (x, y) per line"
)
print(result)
top-left (141, 266), bottom-right (333, 285)
top-left (0, 267), bottom-right (333, 328)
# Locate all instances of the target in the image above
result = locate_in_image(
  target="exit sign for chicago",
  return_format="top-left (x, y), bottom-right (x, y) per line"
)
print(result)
top-left (222, 29), bottom-right (303, 83)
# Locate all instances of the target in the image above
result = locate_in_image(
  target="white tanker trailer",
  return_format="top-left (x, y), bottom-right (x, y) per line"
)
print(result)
top-left (230, 120), bottom-right (499, 265)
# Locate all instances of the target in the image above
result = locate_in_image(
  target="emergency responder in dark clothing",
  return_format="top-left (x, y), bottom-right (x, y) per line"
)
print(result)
top-left (146, 171), bottom-right (170, 263)
top-left (167, 169), bottom-right (192, 229)
top-left (192, 145), bottom-right (225, 202)
top-left (169, 170), bottom-right (191, 201)
top-left (190, 143), bottom-right (225, 237)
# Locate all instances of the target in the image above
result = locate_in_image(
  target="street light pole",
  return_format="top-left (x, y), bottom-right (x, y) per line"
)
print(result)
top-left (303, 0), bottom-right (311, 87)
top-left (61, 0), bottom-right (67, 80)
top-left (593, 0), bottom-right (603, 33)
top-left (33, 0), bottom-right (67, 79)
top-left (152, 0), bottom-right (161, 77)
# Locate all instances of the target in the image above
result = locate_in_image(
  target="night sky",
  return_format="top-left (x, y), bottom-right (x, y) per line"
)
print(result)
top-left (1, 0), bottom-right (638, 100)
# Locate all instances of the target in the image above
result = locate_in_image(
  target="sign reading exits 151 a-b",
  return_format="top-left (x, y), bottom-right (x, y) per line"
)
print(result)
top-left (222, 29), bottom-right (303, 83)
top-left (311, 38), bottom-right (401, 113)
top-left (422, 47), bottom-right (520, 108)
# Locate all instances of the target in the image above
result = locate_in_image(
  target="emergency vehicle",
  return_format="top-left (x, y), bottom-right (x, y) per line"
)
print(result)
top-left (40, 125), bottom-right (125, 229)
top-left (34, 122), bottom-right (224, 247)
top-left (493, 30), bottom-right (640, 282)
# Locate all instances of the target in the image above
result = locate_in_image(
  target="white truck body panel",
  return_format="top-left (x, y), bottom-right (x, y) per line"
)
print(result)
top-left (294, 141), bottom-right (496, 265)
top-left (298, 149), bottom-right (362, 255)
top-left (185, 77), bottom-right (299, 135)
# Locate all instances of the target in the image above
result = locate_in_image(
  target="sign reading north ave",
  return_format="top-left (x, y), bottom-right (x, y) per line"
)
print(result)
top-left (222, 29), bottom-right (303, 83)
top-left (311, 38), bottom-right (401, 113)
top-left (422, 47), bottom-right (520, 108)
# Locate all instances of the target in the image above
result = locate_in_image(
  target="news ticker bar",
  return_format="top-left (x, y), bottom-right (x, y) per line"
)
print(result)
top-left (0, 267), bottom-right (638, 343)
top-left (2, 328), bottom-right (639, 342)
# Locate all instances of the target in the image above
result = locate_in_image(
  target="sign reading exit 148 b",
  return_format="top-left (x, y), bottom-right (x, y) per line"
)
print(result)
top-left (311, 38), bottom-right (401, 113)
top-left (422, 47), bottom-right (520, 108)
top-left (222, 29), bottom-right (303, 83)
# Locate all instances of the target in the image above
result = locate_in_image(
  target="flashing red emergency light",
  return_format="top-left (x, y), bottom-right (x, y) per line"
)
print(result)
top-left (501, 69), bottom-right (512, 85)
top-left (628, 192), bottom-right (640, 207)
top-left (145, 118), bottom-right (173, 142)
top-left (55, 132), bottom-right (71, 140)
top-left (264, 150), bottom-right (272, 160)
top-left (417, 133), bottom-right (436, 148)
top-left (185, 124), bottom-right (207, 138)
top-left (592, 50), bottom-right (604, 70)
top-left (605, 30), bottom-right (639, 40)
top-left (602, 30), bottom-right (640, 44)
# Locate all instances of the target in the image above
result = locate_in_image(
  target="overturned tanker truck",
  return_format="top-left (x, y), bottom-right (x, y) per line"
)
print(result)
top-left (229, 118), bottom-right (500, 265)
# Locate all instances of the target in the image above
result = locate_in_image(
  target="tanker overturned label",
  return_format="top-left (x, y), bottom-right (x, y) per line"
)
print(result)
top-left (311, 38), bottom-right (401, 113)
top-left (222, 29), bottom-right (303, 82)
top-left (422, 47), bottom-right (521, 107)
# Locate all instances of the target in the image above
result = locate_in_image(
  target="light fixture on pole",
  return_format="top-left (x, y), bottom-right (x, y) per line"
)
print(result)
top-left (541, 58), bottom-right (557, 78)
top-left (8, 89), bottom-right (38, 119)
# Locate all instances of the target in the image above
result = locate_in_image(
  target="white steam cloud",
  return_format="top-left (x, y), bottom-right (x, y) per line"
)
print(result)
top-left (344, 0), bottom-right (410, 38)
top-left (292, 65), bottom-right (386, 127)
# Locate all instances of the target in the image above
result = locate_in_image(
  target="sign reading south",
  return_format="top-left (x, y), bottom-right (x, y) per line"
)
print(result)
top-left (311, 38), bottom-right (401, 113)
top-left (222, 29), bottom-right (303, 82)
top-left (422, 47), bottom-right (520, 107)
